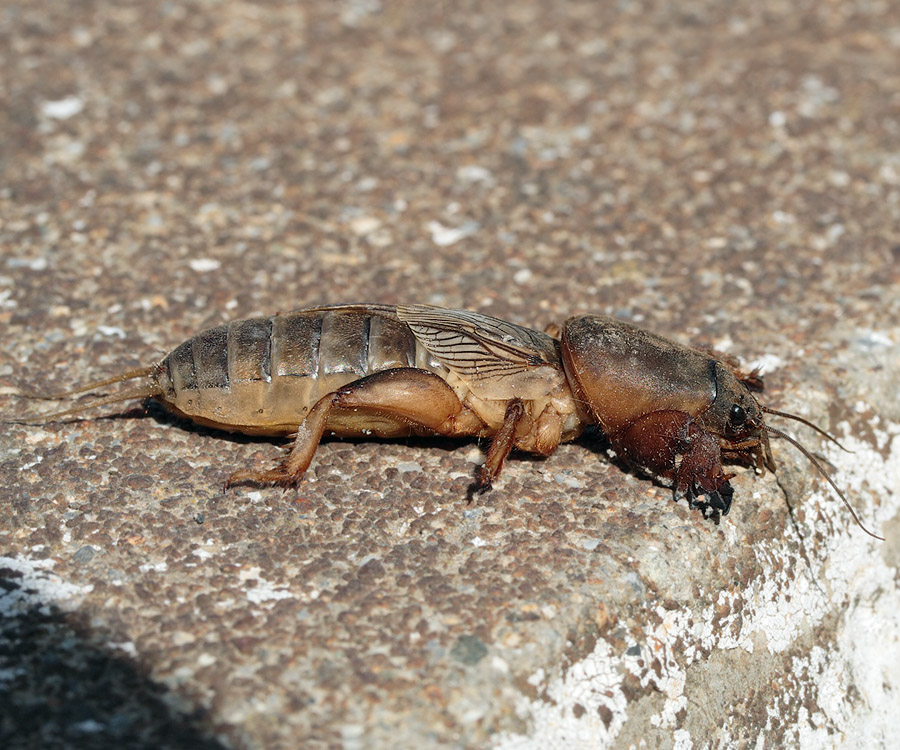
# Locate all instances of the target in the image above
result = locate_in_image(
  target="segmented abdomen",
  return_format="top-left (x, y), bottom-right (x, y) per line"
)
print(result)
top-left (158, 306), bottom-right (443, 434)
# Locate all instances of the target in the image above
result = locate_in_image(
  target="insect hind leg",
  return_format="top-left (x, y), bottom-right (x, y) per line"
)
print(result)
top-left (225, 368), bottom-right (485, 490)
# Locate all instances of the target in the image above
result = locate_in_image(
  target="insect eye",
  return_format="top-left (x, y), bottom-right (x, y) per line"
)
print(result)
top-left (730, 404), bottom-right (747, 426)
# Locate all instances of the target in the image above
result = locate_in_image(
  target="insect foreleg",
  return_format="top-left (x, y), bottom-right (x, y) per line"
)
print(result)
top-left (616, 410), bottom-right (735, 514)
top-left (674, 422), bottom-right (735, 515)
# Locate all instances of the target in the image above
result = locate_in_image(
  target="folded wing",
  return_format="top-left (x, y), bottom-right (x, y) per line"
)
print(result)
top-left (397, 304), bottom-right (564, 400)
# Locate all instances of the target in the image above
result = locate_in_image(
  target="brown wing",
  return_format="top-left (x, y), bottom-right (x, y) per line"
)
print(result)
top-left (396, 305), bottom-right (564, 400)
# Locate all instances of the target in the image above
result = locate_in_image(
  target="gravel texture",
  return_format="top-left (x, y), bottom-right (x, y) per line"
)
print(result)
top-left (1, 1), bottom-right (899, 749)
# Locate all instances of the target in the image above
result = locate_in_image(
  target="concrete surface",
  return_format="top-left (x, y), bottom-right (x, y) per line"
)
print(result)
top-left (1, 1), bottom-right (899, 748)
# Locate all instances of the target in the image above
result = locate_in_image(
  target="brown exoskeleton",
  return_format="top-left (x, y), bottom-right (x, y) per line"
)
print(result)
top-left (3, 304), bottom-right (883, 539)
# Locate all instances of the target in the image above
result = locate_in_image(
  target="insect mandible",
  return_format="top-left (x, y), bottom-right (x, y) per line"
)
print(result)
top-left (3, 304), bottom-right (882, 539)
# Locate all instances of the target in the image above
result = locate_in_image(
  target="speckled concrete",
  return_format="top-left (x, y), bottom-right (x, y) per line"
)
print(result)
top-left (1, 1), bottom-right (899, 748)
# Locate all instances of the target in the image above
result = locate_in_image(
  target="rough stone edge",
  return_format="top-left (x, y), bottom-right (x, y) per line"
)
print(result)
top-left (491, 408), bottom-right (900, 750)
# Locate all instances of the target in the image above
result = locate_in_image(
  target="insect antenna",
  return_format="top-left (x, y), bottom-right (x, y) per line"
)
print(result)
top-left (765, 424), bottom-right (883, 541)
top-left (761, 405), bottom-right (851, 452)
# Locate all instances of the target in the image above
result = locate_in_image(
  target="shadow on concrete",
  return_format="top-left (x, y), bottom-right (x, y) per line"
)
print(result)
top-left (0, 568), bottom-right (226, 750)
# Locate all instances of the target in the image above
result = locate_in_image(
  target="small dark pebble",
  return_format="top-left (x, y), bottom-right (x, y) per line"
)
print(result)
top-left (450, 634), bottom-right (488, 665)
top-left (72, 545), bottom-right (96, 564)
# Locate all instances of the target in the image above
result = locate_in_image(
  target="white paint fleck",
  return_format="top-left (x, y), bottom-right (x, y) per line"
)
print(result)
top-left (854, 329), bottom-right (894, 349)
top-left (246, 581), bottom-right (294, 604)
top-left (189, 258), bottom-right (221, 272)
top-left (171, 630), bottom-right (196, 646)
top-left (192, 548), bottom-right (214, 560)
top-left (41, 96), bottom-right (84, 119)
top-left (713, 335), bottom-right (734, 352)
top-left (348, 215), bottom-right (382, 236)
top-left (109, 641), bottom-right (138, 657)
top-left (771, 210), bottom-right (796, 224)
top-left (341, 723), bottom-right (366, 750)
top-left (20, 455), bottom-right (43, 471)
top-left (556, 473), bottom-right (585, 489)
top-left (471, 536), bottom-right (488, 548)
top-left (0, 555), bottom-right (93, 627)
top-left (427, 220), bottom-right (479, 246)
top-left (0, 288), bottom-right (17, 309)
top-left (492, 656), bottom-right (510, 673)
top-left (7, 256), bottom-right (48, 271)
top-left (769, 110), bottom-right (787, 128)
top-left (501, 639), bottom-right (630, 749)
top-left (513, 268), bottom-right (533, 284)
top-left (97, 325), bottom-right (126, 338)
top-left (673, 729), bottom-right (693, 750)
top-left (138, 562), bottom-right (168, 573)
top-left (457, 165), bottom-right (494, 184)
top-left (242, 567), bottom-right (294, 604)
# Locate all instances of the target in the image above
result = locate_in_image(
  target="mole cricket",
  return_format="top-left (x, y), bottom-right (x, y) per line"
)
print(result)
top-left (2, 304), bottom-right (882, 540)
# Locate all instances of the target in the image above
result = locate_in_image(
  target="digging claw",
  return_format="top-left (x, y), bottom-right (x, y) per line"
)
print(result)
top-left (673, 480), bottom-right (734, 518)
top-left (706, 482), bottom-right (734, 516)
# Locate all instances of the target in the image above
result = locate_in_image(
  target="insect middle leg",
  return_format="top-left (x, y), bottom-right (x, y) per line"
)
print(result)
top-left (225, 368), bottom-right (486, 488)
top-left (476, 398), bottom-right (525, 490)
